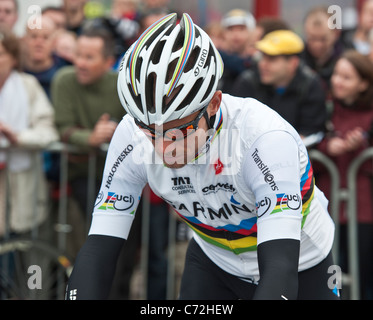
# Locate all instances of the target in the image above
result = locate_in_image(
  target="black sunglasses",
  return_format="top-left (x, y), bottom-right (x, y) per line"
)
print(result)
top-left (135, 104), bottom-right (210, 141)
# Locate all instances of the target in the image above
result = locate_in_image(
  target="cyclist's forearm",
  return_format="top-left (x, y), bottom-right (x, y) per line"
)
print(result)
top-left (253, 238), bottom-right (300, 300)
top-left (66, 234), bottom-right (125, 300)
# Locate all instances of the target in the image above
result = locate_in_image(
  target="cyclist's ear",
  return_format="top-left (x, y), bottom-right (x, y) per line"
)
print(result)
top-left (207, 90), bottom-right (222, 117)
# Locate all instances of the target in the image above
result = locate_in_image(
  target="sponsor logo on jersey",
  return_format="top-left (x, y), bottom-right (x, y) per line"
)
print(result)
top-left (202, 182), bottom-right (236, 195)
top-left (214, 158), bottom-right (224, 175)
top-left (105, 144), bottom-right (134, 188)
top-left (256, 196), bottom-right (272, 218)
top-left (162, 197), bottom-right (253, 221)
top-left (272, 193), bottom-right (301, 214)
top-left (251, 148), bottom-right (279, 191)
top-left (171, 176), bottom-right (196, 195)
top-left (98, 192), bottom-right (134, 211)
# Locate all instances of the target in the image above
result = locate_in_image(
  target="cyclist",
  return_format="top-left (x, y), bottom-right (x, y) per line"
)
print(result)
top-left (66, 13), bottom-right (339, 300)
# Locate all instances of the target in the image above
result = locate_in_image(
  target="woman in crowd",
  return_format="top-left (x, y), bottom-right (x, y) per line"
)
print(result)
top-left (0, 29), bottom-right (58, 237)
top-left (317, 50), bottom-right (373, 299)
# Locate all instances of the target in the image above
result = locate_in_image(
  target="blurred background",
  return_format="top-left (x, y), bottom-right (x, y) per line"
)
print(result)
top-left (14, 0), bottom-right (360, 36)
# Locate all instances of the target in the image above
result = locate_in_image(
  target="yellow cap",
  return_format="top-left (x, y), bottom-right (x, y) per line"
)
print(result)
top-left (256, 30), bottom-right (304, 56)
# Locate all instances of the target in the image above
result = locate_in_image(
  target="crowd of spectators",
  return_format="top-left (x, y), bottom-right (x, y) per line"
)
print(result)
top-left (1, 0), bottom-right (373, 300)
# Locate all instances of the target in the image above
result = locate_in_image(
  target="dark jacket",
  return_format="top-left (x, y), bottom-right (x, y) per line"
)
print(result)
top-left (317, 99), bottom-right (373, 223)
top-left (232, 63), bottom-right (327, 137)
top-left (301, 38), bottom-right (352, 91)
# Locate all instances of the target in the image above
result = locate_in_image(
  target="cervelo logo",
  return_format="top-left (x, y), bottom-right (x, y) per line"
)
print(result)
top-left (202, 182), bottom-right (236, 195)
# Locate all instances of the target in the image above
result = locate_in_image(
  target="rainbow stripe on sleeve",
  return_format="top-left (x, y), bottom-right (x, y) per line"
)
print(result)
top-left (300, 156), bottom-right (315, 227)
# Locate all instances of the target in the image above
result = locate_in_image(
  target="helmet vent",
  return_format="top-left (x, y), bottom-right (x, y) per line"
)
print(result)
top-left (146, 72), bottom-right (157, 113)
top-left (163, 84), bottom-right (183, 114)
top-left (176, 77), bottom-right (203, 112)
top-left (204, 43), bottom-right (214, 70)
top-left (150, 40), bottom-right (166, 65)
top-left (172, 31), bottom-right (184, 52)
top-left (166, 58), bottom-right (178, 83)
top-left (127, 82), bottom-right (143, 114)
top-left (184, 46), bottom-right (200, 73)
top-left (202, 75), bottom-right (215, 102)
top-left (134, 56), bottom-right (143, 86)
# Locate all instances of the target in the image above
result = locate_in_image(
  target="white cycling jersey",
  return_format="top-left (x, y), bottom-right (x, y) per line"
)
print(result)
top-left (89, 94), bottom-right (334, 282)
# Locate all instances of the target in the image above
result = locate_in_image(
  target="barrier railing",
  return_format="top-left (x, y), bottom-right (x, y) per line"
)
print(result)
top-left (0, 142), bottom-right (369, 300)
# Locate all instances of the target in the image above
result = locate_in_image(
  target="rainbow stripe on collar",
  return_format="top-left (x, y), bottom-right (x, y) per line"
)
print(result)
top-left (193, 108), bottom-right (223, 161)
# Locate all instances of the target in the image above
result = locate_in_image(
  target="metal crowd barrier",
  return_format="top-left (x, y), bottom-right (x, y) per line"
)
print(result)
top-left (309, 149), bottom-right (362, 300)
top-left (0, 142), bottom-right (370, 300)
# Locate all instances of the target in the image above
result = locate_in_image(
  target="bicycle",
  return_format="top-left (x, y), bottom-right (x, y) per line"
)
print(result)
top-left (0, 238), bottom-right (72, 300)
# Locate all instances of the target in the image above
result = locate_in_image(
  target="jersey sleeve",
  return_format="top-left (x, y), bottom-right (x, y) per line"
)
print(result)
top-left (242, 130), bottom-right (303, 245)
top-left (88, 116), bottom-right (148, 239)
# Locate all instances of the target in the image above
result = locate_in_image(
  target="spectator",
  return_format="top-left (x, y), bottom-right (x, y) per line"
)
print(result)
top-left (254, 16), bottom-right (290, 41)
top-left (111, 0), bottom-right (140, 21)
top-left (63, 0), bottom-right (87, 35)
top-left (53, 29), bottom-right (77, 64)
top-left (22, 16), bottom-right (70, 98)
top-left (342, 0), bottom-right (373, 55)
top-left (0, 29), bottom-right (58, 236)
top-left (83, 15), bottom-right (139, 68)
top-left (204, 21), bottom-right (227, 51)
top-left (138, 7), bottom-right (168, 32)
top-left (316, 50), bottom-right (373, 299)
top-left (22, 16), bottom-right (71, 188)
top-left (233, 30), bottom-right (327, 141)
top-left (140, 0), bottom-right (172, 11)
top-left (303, 6), bottom-right (350, 91)
top-left (52, 27), bottom-right (124, 216)
top-left (218, 9), bottom-right (256, 94)
top-left (42, 6), bottom-right (67, 31)
top-left (0, 0), bottom-right (17, 32)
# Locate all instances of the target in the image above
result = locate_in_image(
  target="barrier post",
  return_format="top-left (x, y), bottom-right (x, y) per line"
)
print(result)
top-left (308, 149), bottom-right (341, 263)
top-left (345, 148), bottom-right (373, 300)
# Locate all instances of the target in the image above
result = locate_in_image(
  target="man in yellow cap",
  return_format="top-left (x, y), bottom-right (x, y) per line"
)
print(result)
top-left (233, 29), bottom-right (327, 144)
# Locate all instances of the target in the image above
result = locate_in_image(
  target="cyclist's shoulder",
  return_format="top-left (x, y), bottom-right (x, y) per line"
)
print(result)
top-left (221, 94), bottom-right (287, 132)
top-left (220, 94), bottom-right (301, 156)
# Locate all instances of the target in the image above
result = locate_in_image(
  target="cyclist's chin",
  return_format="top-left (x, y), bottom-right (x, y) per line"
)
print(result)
top-left (163, 161), bottom-right (187, 169)
top-left (162, 155), bottom-right (188, 168)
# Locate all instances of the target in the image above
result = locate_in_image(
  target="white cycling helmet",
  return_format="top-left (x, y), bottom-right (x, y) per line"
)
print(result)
top-left (117, 13), bottom-right (224, 126)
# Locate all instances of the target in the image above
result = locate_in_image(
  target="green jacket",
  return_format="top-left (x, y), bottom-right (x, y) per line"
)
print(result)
top-left (51, 66), bottom-right (126, 180)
